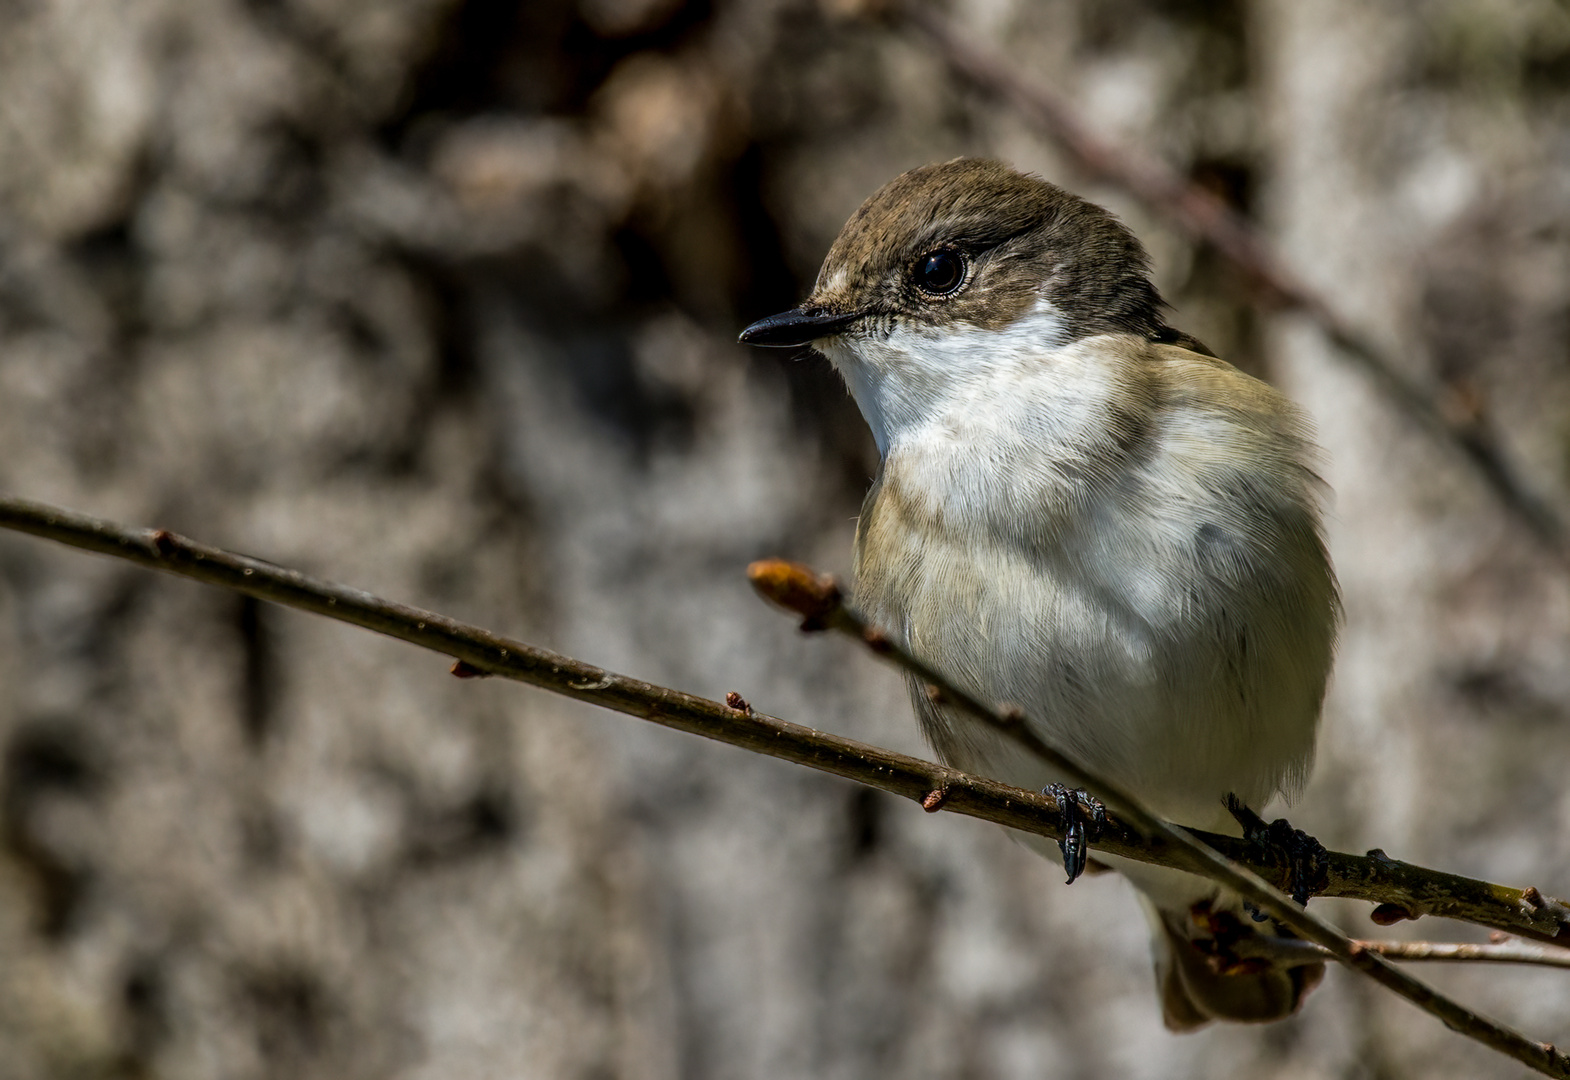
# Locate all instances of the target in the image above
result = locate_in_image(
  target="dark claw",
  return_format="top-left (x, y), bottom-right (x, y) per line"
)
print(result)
top-left (1044, 783), bottom-right (1106, 884)
top-left (1225, 793), bottom-right (1329, 906)
top-left (1223, 793), bottom-right (1267, 835)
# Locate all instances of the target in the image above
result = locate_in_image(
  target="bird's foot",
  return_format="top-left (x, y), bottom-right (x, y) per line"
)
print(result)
top-left (1225, 794), bottom-right (1328, 909)
top-left (1044, 783), bottom-right (1106, 884)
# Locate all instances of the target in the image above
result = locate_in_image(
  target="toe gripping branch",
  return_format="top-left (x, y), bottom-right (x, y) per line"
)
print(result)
top-left (1225, 794), bottom-right (1330, 913)
top-left (1044, 783), bottom-right (1107, 884)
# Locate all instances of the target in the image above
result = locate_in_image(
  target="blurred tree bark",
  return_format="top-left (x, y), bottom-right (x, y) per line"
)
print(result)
top-left (0, 1), bottom-right (1567, 1078)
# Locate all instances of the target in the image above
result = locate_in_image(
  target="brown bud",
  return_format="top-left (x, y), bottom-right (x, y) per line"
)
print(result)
top-left (747, 559), bottom-right (843, 631)
top-left (1369, 903), bottom-right (1416, 926)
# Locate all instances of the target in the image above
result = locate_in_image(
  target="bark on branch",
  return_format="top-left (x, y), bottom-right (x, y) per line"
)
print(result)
top-left (745, 559), bottom-right (1568, 1077)
top-left (0, 495), bottom-right (1565, 1077)
top-left (1234, 935), bottom-right (1570, 972)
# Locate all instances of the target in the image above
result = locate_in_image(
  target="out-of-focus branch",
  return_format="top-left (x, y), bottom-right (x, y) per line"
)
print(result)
top-left (1234, 935), bottom-right (1570, 972)
top-left (748, 558), bottom-right (1569, 1080)
top-left (0, 495), bottom-right (1565, 1077)
top-left (899, 4), bottom-right (1570, 562)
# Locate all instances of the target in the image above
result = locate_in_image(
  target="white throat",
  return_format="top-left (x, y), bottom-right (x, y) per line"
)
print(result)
top-left (819, 298), bottom-right (1070, 456)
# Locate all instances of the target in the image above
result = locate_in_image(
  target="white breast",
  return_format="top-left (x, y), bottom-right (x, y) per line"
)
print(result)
top-left (841, 328), bottom-right (1337, 832)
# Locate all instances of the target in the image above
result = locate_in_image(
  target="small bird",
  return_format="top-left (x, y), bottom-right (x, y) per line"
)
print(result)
top-left (740, 159), bottom-right (1339, 1029)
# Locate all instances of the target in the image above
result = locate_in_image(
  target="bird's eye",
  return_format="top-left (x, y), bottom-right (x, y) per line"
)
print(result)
top-left (914, 249), bottom-right (966, 295)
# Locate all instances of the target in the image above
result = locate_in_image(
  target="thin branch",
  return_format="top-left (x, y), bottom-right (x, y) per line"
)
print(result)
top-left (898, 4), bottom-right (1570, 563)
top-left (0, 494), bottom-right (1565, 1077)
top-left (1233, 936), bottom-right (1570, 972)
top-left (747, 558), bottom-right (1569, 1079)
top-left (741, 560), bottom-right (1570, 942)
top-left (1359, 940), bottom-right (1570, 970)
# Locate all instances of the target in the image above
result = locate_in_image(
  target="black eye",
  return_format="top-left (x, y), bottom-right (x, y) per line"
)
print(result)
top-left (914, 249), bottom-right (966, 295)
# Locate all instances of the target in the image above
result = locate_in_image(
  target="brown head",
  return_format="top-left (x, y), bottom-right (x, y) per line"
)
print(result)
top-left (740, 159), bottom-right (1170, 348)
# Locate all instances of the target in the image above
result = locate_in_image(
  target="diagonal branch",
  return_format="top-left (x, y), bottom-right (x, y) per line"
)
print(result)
top-left (0, 494), bottom-right (1565, 1076)
top-left (742, 560), bottom-right (1569, 942)
top-left (745, 559), bottom-right (1569, 1079)
top-left (898, 4), bottom-right (1570, 563)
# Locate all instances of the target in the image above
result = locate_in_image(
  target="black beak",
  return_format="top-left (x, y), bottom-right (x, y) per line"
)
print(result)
top-left (738, 307), bottom-right (862, 348)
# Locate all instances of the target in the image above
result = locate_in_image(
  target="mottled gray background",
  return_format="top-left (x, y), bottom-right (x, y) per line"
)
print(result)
top-left (1, 1), bottom-right (1568, 1077)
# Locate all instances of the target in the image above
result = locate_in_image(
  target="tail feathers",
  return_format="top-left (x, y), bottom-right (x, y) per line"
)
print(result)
top-left (1153, 904), bottom-right (1324, 1032)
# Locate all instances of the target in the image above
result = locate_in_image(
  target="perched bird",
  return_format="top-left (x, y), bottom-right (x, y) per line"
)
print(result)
top-left (740, 159), bottom-right (1339, 1029)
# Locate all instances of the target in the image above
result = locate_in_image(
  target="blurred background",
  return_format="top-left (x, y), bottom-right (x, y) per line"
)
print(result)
top-left (1, 0), bottom-right (1568, 1077)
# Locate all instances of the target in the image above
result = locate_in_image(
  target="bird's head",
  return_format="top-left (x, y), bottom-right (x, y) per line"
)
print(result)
top-left (740, 159), bottom-right (1166, 453)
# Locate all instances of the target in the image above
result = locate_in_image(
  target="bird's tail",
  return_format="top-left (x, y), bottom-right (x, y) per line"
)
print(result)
top-left (1148, 898), bottom-right (1324, 1031)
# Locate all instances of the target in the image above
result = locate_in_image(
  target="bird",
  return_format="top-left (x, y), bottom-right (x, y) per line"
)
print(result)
top-left (739, 158), bottom-right (1339, 1030)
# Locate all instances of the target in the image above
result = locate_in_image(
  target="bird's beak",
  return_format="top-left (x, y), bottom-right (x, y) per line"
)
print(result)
top-left (738, 307), bottom-right (862, 348)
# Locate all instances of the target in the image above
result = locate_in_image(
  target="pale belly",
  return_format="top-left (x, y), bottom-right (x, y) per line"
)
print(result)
top-left (854, 506), bottom-right (1325, 834)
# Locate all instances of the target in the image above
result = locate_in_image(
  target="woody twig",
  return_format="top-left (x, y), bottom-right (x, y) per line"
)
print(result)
top-left (0, 495), bottom-right (1565, 1077)
top-left (747, 557), bottom-right (1568, 1079)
